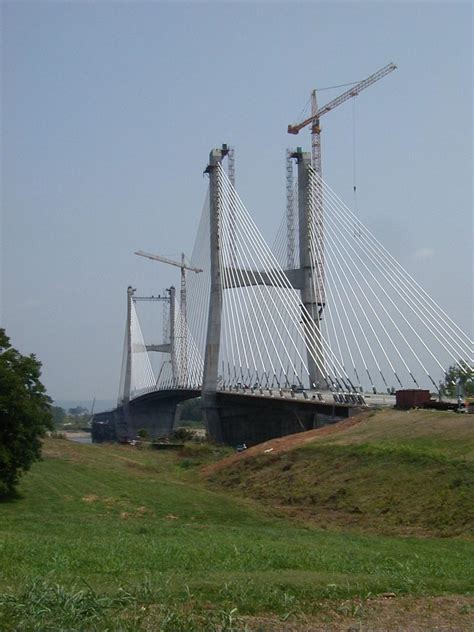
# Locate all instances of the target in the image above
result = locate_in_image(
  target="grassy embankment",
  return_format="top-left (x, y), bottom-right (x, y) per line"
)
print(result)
top-left (208, 409), bottom-right (474, 537)
top-left (0, 409), bottom-right (473, 630)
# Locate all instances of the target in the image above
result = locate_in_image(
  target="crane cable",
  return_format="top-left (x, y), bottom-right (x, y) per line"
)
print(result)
top-left (296, 80), bottom-right (362, 125)
top-left (352, 97), bottom-right (361, 237)
top-left (317, 79), bottom-right (361, 92)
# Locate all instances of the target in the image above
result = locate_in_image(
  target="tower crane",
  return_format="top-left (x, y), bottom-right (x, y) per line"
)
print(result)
top-left (135, 251), bottom-right (202, 275)
top-left (135, 250), bottom-right (202, 385)
top-left (288, 62), bottom-right (397, 174)
top-left (134, 250), bottom-right (201, 324)
top-left (285, 63), bottom-right (396, 378)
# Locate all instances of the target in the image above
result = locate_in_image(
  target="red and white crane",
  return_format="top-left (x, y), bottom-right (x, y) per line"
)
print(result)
top-left (285, 62), bottom-right (397, 327)
top-left (288, 62), bottom-right (397, 174)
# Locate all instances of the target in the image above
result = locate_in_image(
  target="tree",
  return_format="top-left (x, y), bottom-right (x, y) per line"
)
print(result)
top-left (68, 406), bottom-right (88, 416)
top-left (0, 329), bottom-right (53, 496)
top-left (440, 361), bottom-right (474, 398)
top-left (180, 397), bottom-right (202, 421)
top-left (51, 406), bottom-right (66, 427)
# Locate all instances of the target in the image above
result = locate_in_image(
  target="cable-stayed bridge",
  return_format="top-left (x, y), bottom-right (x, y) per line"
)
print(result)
top-left (92, 145), bottom-right (472, 445)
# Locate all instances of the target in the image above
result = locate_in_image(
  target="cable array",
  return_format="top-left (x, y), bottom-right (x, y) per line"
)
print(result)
top-left (216, 163), bottom-right (355, 395)
top-left (117, 320), bottom-right (128, 406)
top-left (172, 300), bottom-right (204, 388)
top-left (303, 167), bottom-right (473, 393)
top-left (186, 192), bottom-right (212, 369)
top-left (130, 299), bottom-right (204, 393)
top-left (123, 153), bottom-right (472, 402)
top-left (129, 300), bottom-right (156, 397)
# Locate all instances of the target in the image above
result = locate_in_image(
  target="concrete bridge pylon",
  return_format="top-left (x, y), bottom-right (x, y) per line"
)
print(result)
top-left (201, 145), bottom-right (328, 443)
top-left (201, 146), bottom-right (229, 443)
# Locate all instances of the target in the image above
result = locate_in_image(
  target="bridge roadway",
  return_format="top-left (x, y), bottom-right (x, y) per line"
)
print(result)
top-left (91, 388), bottom-right (395, 446)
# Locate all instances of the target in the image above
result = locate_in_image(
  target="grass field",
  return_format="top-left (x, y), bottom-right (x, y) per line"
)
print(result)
top-left (208, 410), bottom-right (474, 537)
top-left (1, 411), bottom-right (473, 630)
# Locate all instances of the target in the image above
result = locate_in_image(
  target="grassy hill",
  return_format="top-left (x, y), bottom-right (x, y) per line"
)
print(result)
top-left (206, 410), bottom-right (474, 537)
top-left (0, 417), bottom-right (473, 630)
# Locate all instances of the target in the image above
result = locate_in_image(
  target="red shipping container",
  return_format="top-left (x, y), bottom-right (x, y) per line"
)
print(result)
top-left (395, 389), bottom-right (431, 408)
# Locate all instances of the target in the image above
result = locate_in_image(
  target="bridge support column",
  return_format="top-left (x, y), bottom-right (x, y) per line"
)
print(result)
top-left (295, 149), bottom-right (325, 389)
top-left (202, 146), bottom-right (229, 443)
top-left (122, 284), bottom-right (136, 427)
top-left (123, 286), bottom-right (135, 404)
top-left (121, 286), bottom-right (135, 434)
top-left (169, 286), bottom-right (177, 386)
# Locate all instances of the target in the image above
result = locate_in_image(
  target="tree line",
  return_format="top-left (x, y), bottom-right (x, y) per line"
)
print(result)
top-left (51, 405), bottom-right (92, 431)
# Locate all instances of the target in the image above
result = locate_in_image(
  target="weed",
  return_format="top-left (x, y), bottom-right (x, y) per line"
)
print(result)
top-left (211, 435), bottom-right (474, 536)
top-left (1, 432), bottom-right (473, 631)
top-left (178, 459), bottom-right (194, 469)
top-left (0, 579), bottom-right (136, 631)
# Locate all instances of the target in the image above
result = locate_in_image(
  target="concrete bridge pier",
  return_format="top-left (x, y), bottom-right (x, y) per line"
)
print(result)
top-left (126, 397), bottom-right (178, 439)
top-left (91, 402), bottom-right (176, 443)
top-left (214, 393), bottom-right (357, 447)
top-left (91, 390), bottom-right (200, 443)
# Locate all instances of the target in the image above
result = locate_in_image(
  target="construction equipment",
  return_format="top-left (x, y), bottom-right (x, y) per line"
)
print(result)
top-left (134, 250), bottom-right (202, 325)
top-left (135, 251), bottom-right (202, 274)
top-left (288, 62), bottom-right (397, 172)
top-left (134, 250), bottom-right (202, 385)
top-left (285, 63), bottom-right (396, 360)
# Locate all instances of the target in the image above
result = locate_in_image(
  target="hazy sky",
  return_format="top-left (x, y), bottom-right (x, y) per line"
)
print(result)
top-left (1, 1), bottom-right (472, 402)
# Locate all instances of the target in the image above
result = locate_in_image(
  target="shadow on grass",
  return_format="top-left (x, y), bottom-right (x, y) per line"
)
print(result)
top-left (0, 489), bottom-right (23, 504)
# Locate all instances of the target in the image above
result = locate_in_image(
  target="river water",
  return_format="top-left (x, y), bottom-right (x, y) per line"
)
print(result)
top-left (65, 433), bottom-right (92, 444)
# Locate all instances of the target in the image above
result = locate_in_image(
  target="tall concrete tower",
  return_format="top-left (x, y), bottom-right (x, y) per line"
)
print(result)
top-left (201, 145), bottom-right (229, 443)
top-left (293, 148), bottom-right (325, 389)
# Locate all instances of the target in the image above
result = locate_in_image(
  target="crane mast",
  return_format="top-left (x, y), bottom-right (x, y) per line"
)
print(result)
top-left (287, 63), bottom-right (396, 388)
top-left (180, 253), bottom-right (186, 372)
top-left (309, 88), bottom-right (325, 309)
top-left (310, 89), bottom-right (322, 175)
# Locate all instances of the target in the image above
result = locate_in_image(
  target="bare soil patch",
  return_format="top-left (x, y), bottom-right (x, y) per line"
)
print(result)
top-left (242, 595), bottom-right (474, 631)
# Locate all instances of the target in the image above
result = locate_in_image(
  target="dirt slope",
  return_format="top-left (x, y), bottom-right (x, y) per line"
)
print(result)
top-left (204, 409), bottom-right (474, 536)
top-left (202, 412), bottom-right (371, 477)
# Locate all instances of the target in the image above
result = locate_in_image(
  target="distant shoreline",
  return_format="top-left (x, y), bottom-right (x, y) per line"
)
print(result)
top-left (64, 432), bottom-right (92, 444)
top-left (54, 400), bottom-right (116, 414)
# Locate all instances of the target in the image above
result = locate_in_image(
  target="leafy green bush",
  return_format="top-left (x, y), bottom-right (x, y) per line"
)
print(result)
top-left (172, 427), bottom-right (196, 442)
top-left (180, 442), bottom-right (214, 458)
top-left (0, 329), bottom-right (52, 496)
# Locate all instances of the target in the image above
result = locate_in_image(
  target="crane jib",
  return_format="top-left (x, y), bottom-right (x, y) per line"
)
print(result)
top-left (288, 62), bottom-right (396, 135)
